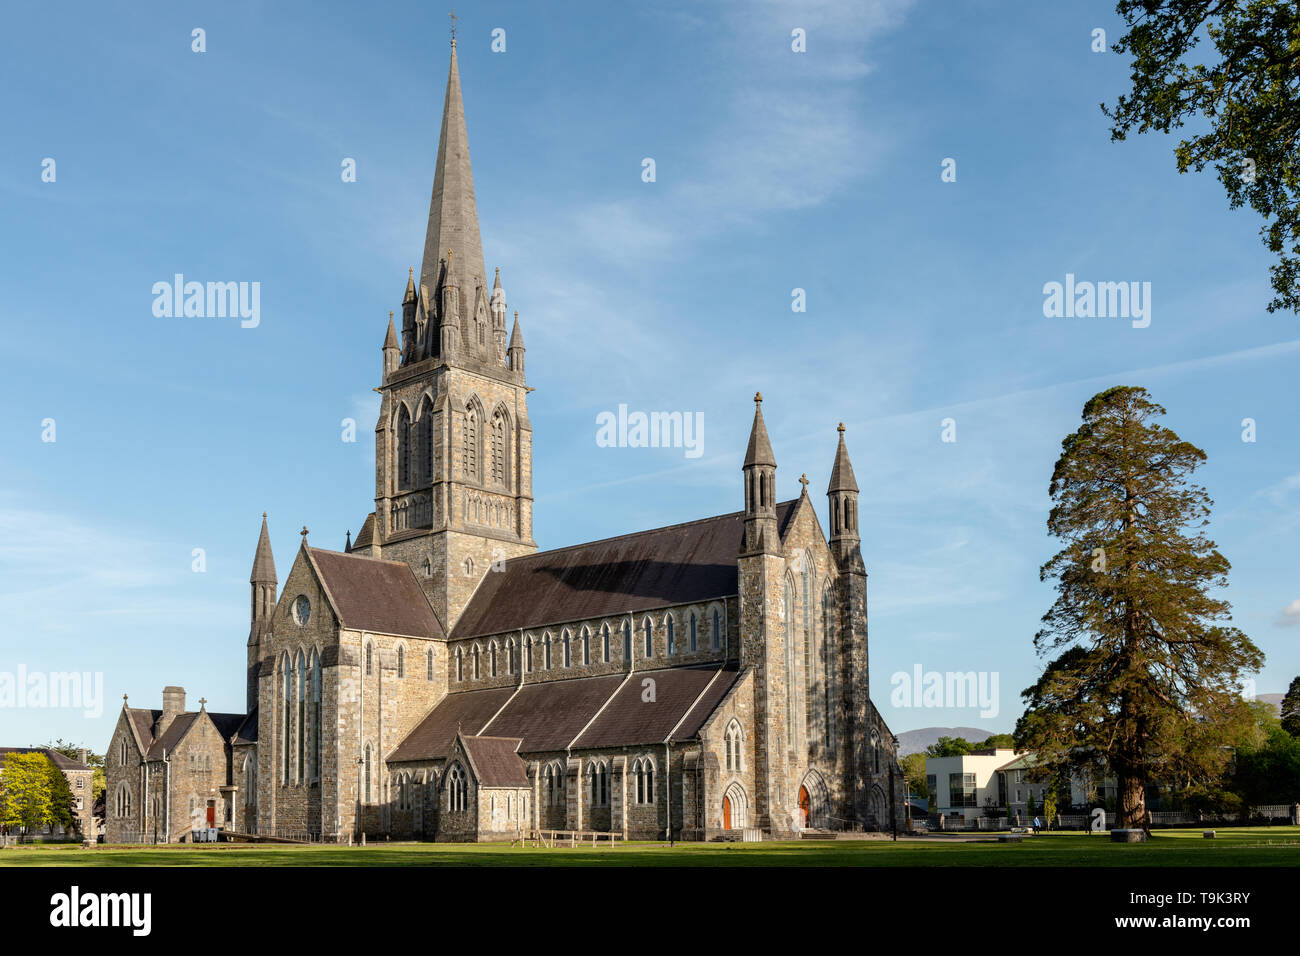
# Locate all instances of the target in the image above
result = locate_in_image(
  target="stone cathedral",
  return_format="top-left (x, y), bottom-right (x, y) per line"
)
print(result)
top-left (104, 40), bottom-right (905, 844)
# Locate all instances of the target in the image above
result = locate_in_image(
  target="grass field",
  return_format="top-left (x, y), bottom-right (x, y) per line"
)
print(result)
top-left (3, 828), bottom-right (1300, 866)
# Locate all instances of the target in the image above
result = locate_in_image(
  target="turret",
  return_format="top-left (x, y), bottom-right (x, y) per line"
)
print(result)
top-left (507, 311), bottom-right (525, 375)
top-left (383, 311), bottom-right (400, 379)
top-left (741, 393), bottom-right (779, 555)
top-left (440, 251), bottom-right (461, 361)
top-left (827, 422), bottom-right (861, 567)
top-left (491, 267), bottom-right (508, 363)
top-left (248, 513), bottom-right (277, 713)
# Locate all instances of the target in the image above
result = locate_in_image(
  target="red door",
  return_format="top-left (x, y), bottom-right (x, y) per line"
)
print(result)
top-left (723, 795), bottom-right (732, 830)
top-left (206, 803), bottom-right (216, 827)
top-left (798, 786), bottom-right (810, 828)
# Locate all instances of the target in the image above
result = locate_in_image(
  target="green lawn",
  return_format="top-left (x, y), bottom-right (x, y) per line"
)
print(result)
top-left (3, 827), bottom-right (1300, 866)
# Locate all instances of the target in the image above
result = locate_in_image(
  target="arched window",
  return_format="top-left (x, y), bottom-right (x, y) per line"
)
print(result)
top-left (364, 744), bottom-right (372, 803)
top-left (712, 608), bottom-right (722, 650)
top-left (544, 763), bottom-right (562, 807)
top-left (581, 627), bottom-right (591, 666)
top-left (562, 630), bottom-right (572, 668)
top-left (418, 402), bottom-right (434, 485)
top-left (396, 644), bottom-right (405, 679)
top-left (822, 583), bottom-right (836, 753)
top-left (784, 574), bottom-right (796, 748)
top-left (448, 763), bottom-right (468, 812)
top-left (524, 635), bottom-right (534, 674)
top-left (115, 782), bottom-right (132, 818)
top-left (396, 405), bottom-right (412, 491)
top-left (119, 738), bottom-right (128, 766)
top-left (472, 644), bottom-right (481, 680)
top-left (506, 637), bottom-right (517, 674)
top-left (311, 650), bottom-right (321, 781)
top-left (632, 756), bottom-right (655, 805)
top-left (665, 614), bottom-right (676, 655)
top-left (642, 617), bottom-right (653, 657)
top-left (601, 624), bottom-right (611, 663)
top-left (724, 719), bottom-right (744, 772)
top-left (490, 640), bottom-right (499, 677)
top-left (585, 761), bottom-right (609, 807)
top-left (427, 647), bottom-right (435, 681)
top-left (622, 620), bottom-right (632, 661)
top-left (803, 558), bottom-right (815, 743)
top-left (689, 612), bottom-right (698, 652)
top-left (296, 652), bottom-right (306, 783)
top-left (282, 653), bottom-right (291, 784)
top-left (365, 641), bottom-right (373, 677)
top-left (455, 647), bottom-right (464, 682)
top-left (490, 409), bottom-right (508, 487)
top-left (543, 633), bottom-right (552, 670)
top-left (462, 402), bottom-right (481, 482)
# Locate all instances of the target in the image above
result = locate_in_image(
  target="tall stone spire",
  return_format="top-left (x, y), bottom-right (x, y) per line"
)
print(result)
top-left (741, 393), bottom-right (779, 555)
top-left (827, 423), bottom-right (862, 565)
top-left (250, 512), bottom-right (276, 585)
top-left (248, 513), bottom-right (277, 714)
top-left (419, 38), bottom-right (487, 323)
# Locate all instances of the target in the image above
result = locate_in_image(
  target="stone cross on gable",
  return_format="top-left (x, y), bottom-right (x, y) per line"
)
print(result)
top-left (799, 474), bottom-right (809, 492)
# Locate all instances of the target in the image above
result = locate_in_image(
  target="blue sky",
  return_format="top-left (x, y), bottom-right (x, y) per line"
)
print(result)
top-left (2, 0), bottom-right (1297, 751)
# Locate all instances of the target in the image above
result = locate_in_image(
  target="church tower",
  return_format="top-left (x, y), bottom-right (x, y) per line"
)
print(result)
top-left (826, 424), bottom-right (871, 825)
top-left (248, 513), bottom-right (277, 714)
top-left (737, 393), bottom-right (791, 831)
top-left (360, 38), bottom-right (536, 631)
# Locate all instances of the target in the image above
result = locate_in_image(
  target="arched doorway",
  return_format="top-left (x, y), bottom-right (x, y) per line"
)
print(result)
top-left (798, 769), bottom-right (831, 829)
top-left (798, 786), bottom-right (810, 828)
top-left (722, 782), bottom-right (748, 830)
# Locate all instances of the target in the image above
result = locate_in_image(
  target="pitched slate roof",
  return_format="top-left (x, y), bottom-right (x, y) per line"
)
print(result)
top-left (208, 711), bottom-right (247, 741)
top-left (480, 675), bottom-right (626, 752)
top-left (352, 513), bottom-right (376, 550)
top-left (389, 664), bottom-right (742, 763)
top-left (452, 502), bottom-right (795, 640)
top-left (0, 747), bottom-right (90, 771)
top-left (574, 664), bottom-right (741, 749)
top-left (128, 708), bottom-right (160, 750)
top-left (387, 686), bottom-right (516, 762)
top-left (460, 735), bottom-right (528, 787)
top-left (145, 713), bottom-right (198, 760)
top-left (307, 547), bottom-right (445, 639)
top-left (232, 708), bottom-right (258, 745)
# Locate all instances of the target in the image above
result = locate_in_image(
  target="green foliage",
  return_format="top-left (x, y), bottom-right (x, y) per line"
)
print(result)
top-left (0, 753), bottom-right (56, 831)
top-left (1019, 387), bottom-right (1263, 829)
top-left (1281, 676), bottom-right (1300, 738)
top-left (925, 736), bottom-right (974, 758)
top-left (44, 738), bottom-right (105, 802)
top-left (1232, 726), bottom-right (1300, 807)
top-left (1106, 1), bottom-right (1300, 313)
top-left (900, 753), bottom-right (929, 799)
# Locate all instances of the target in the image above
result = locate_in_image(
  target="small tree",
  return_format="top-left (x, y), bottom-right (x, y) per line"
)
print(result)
top-left (0, 753), bottom-right (56, 833)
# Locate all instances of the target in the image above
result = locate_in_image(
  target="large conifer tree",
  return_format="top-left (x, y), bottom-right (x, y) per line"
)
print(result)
top-left (1017, 387), bottom-right (1262, 830)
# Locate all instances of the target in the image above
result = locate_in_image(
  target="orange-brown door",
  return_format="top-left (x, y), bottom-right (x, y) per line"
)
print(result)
top-left (798, 786), bottom-right (810, 827)
top-left (723, 795), bottom-right (732, 830)
top-left (206, 803), bottom-right (215, 827)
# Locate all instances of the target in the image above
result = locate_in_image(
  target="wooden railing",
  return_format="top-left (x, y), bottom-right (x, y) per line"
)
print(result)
top-left (512, 828), bottom-right (624, 847)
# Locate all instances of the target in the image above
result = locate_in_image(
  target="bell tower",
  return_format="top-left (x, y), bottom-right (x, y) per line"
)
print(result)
top-left (357, 38), bottom-right (537, 631)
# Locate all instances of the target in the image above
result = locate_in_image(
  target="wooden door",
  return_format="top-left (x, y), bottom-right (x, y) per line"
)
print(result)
top-left (206, 802), bottom-right (216, 827)
top-left (798, 786), bottom-right (810, 827)
top-left (723, 795), bottom-right (732, 830)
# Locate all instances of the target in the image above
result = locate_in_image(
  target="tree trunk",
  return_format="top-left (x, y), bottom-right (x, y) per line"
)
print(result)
top-left (1118, 771), bottom-right (1146, 831)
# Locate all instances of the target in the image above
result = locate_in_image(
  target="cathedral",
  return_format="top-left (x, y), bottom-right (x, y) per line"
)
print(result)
top-left (104, 40), bottom-right (904, 844)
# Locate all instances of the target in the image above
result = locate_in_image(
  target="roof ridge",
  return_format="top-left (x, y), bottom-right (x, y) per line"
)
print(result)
top-left (506, 499), bottom-right (798, 566)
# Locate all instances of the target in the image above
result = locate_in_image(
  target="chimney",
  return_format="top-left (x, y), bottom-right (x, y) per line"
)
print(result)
top-left (155, 685), bottom-right (186, 737)
top-left (77, 748), bottom-right (87, 766)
